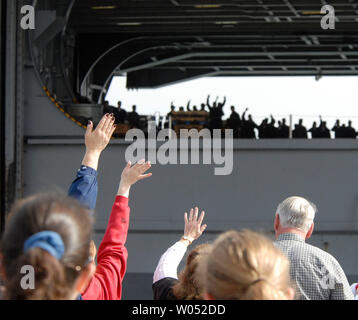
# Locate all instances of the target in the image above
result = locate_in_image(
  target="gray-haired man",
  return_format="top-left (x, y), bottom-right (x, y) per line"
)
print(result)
top-left (274, 196), bottom-right (353, 300)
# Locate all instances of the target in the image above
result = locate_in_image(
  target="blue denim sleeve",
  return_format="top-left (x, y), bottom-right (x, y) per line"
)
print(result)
top-left (68, 165), bottom-right (98, 211)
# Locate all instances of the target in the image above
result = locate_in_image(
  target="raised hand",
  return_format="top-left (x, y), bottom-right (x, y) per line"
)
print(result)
top-left (118, 160), bottom-right (152, 197)
top-left (82, 114), bottom-right (116, 170)
top-left (85, 114), bottom-right (116, 154)
top-left (182, 207), bottom-right (207, 245)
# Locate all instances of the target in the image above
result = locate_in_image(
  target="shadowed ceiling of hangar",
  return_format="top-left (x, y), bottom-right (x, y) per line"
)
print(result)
top-left (67, 0), bottom-right (358, 89)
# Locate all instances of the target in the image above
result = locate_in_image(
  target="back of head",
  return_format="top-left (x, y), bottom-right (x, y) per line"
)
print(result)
top-left (276, 196), bottom-right (316, 233)
top-left (1, 193), bottom-right (93, 300)
top-left (172, 243), bottom-right (211, 300)
top-left (205, 230), bottom-right (292, 300)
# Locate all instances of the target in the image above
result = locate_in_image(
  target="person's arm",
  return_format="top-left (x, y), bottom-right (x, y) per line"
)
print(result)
top-left (242, 108), bottom-right (248, 120)
top-left (68, 114), bottom-right (116, 210)
top-left (82, 160), bottom-right (152, 300)
top-left (221, 96), bottom-right (226, 107)
top-left (206, 95), bottom-right (212, 109)
top-left (153, 207), bottom-right (207, 284)
top-left (186, 100), bottom-right (191, 112)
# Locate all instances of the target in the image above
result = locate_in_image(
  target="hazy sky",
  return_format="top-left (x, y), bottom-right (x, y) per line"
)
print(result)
top-left (106, 76), bottom-right (358, 129)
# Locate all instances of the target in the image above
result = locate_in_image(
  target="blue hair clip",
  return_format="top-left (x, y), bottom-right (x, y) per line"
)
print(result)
top-left (24, 231), bottom-right (65, 260)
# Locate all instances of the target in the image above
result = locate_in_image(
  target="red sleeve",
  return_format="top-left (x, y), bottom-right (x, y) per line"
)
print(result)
top-left (82, 196), bottom-right (130, 300)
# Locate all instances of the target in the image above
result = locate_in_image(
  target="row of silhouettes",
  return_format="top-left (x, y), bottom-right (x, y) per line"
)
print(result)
top-left (168, 96), bottom-right (358, 139)
top-left (227, 109), bottom-right (357, 139)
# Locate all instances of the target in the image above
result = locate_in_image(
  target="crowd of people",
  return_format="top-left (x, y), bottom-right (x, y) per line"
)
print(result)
top-left (167, 95), bottom-right (358, 139)
top-left (1, 113), bottom-right (358, 300)
top-left (102, 100), bottom-right (142, 129)
top-left (100, 98), bottom-right (358, 140)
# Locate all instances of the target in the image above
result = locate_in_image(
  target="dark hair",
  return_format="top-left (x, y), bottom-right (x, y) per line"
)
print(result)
top-left (172, 243), bottom-right (211, 300)
top-left (1, 193), bottom-right (93, 300)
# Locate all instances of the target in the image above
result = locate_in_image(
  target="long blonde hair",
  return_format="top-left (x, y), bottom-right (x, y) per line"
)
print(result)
top-left (205, 230), bottom-right (293, 300)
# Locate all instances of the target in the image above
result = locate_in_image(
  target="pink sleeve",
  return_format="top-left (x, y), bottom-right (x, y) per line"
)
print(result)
top-left (82, 196), bottom-right (130, 300)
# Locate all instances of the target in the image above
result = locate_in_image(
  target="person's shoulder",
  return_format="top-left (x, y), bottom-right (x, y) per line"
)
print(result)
top-left (276, 240), bottom-right (335, 264)
top-left (303, 242), bottom-right (342, 264)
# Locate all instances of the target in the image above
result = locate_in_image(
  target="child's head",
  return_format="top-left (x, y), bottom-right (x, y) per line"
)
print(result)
top-left (1, 193), bottom-right (94, 300)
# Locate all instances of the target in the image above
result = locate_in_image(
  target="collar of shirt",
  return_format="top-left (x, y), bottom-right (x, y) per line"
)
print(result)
top-left (277, 233), bottom-right (305, 243)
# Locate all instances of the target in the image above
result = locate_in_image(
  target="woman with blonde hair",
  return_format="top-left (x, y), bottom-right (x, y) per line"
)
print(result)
top-left (204, 230), bottom-right (295, 300)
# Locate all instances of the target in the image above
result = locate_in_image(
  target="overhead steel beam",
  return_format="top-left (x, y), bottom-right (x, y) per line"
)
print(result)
top-left (213, 70), bottom-right (358, 76)
top-left (126, 68), bottom-right (216, 88)
top-left (71, 21), bottom-right (358, 35)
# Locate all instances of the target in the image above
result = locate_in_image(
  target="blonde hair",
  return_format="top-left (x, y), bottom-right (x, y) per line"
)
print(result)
top-left (172, 243), bottom-right (212, 300)
top-left (205, 230), bottom-right (293, 300)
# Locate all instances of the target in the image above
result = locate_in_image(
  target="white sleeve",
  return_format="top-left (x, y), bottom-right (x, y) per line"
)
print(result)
top-left (153, 241), bottom-right (188, 284)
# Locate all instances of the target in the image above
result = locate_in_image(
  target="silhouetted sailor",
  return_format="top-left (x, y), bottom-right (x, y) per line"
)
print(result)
top-left (200, 103), bottom-right (207, 112)
top-left (167, 103), bottom-right (176, 118)
top-left (128, 105), bottom-right (140, 129)
top-left (186, 100), bottom-right (198, 112)
top-left (227, 106), bottom-right (241, 138)
top-left (258, 118), bottom-right (269, 139)
top-left (332, 120), bottom-right (342, 138)
top-left (278, 118), bottom-right (289, 138)
top-left (266, 115), bottom-right (279, 138)
top-left (207, 95), bottom-right (225, 130)
top-left (309, 122), bottom-right (319, 138)
top-left (317, 117), bottom-right (330, 138)
top-left (292, 119), bottom-right (308, 138)
top-left (347, 121), bottom-right (357, 139)
top-left (115, 101), bottom-right (127, 124)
